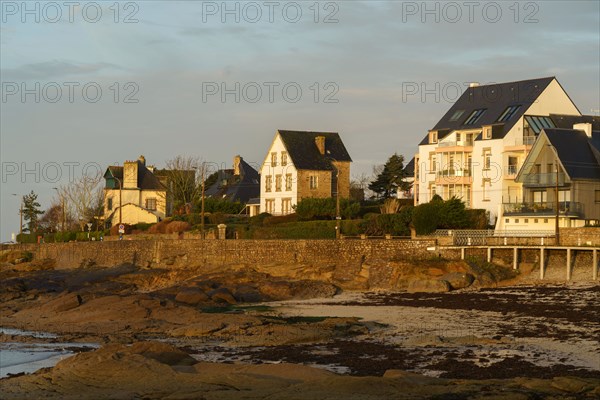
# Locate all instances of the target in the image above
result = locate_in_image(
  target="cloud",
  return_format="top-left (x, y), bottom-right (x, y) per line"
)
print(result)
top-left (1, 60), bottom-right (121, 80)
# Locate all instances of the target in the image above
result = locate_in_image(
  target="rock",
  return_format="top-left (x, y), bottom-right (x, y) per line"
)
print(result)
top-left (233, 285), bottom-right (263, 303)
top-left (439, 272), bottom-right (475, 290)
top-left (383, 370), bottom-right (441, 385)
top-left (292, 281), bottom-right (338, 299)
top-left (427, 268), bottom-right (445, 277)
top-left (407, 279), bottom-right (451, 293)
top-left (259, 281), bottom-right (295, 300)
top-left (80, 258), bottom-right (96, 268)
top-left (49, 292), bottom-right (83, 312)
top-left (174, 289), bottom-right (209, 305)
top-left (551, 376), bottom-right (595, 393)
top-left (207, 288), bottom-right (236, 305)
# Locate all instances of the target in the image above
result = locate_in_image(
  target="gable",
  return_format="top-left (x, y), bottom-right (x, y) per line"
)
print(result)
top-left (277, 130), bottom-right (352, 170)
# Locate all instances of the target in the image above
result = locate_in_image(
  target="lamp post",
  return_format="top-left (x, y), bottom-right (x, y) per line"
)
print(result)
top-left (326, 157), bottom-right (341, 239)
top-left (52, 187), bottom-right (66, 232)
top-left (11, 194), bottom-right (23, 236)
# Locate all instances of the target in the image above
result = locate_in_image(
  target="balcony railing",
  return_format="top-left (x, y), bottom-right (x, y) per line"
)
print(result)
top-left (521, 172), bottom-right (567, 187)
top-left (502, 201), bottom-right (582, 217)
top-left (505, 165), bottom-right (519, 176)
top-left (508, 136), bottom-right (536, 147)
top-left (436, 169), bottom-right (472, 178)
top-left (438, 139), bottom-right (474, 147)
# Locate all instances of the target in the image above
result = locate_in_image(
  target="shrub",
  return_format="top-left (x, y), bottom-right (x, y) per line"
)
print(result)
top-left (165, 221), bottom-right (191, 234)
top-left (263, 213), bottom-right (298, 225)
top-left (294, 198), bottom-right (360, 221)
top-left (134, 222), bottom-right (153, 231)
top-left (249, 213), bottom-right (271, 226)
top-left (361, 206), bottom-right (413, 236)
top-left (412, 202), bottom-right (440, 235)
top-left (438, 197), bottom-right (470, 229)
top-left (196, 198), bottom-right (245, 214)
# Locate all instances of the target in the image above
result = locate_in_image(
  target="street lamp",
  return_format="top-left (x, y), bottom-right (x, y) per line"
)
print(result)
top-left (52, 187), bottom-right (66, 232)
top-left (326, 157), bottom-right (342, 239)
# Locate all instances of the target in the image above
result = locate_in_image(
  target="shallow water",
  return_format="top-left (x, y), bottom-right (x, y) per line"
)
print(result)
top-left (0, 329), bottom-right (98, 378)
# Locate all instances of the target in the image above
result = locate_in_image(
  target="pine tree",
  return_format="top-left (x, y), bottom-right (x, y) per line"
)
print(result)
top-left (368, 153), bottom-right (411, 198)
top-left (22, 191), bottom-right (44, 233)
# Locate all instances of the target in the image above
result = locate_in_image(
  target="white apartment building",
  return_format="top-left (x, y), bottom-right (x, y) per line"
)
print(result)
top-left (414, 77), bottom-right (581, 224)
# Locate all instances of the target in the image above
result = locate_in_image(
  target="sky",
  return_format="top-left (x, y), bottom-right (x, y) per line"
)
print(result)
top-left (1, 0), bottom-right (599, 241)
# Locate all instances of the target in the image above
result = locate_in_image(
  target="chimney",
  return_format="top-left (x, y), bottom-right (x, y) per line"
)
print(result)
top-left (469, 82), bottom-right (480, 88)
top-left (233, 155), bottom-right (242, 176)
top-left (315, 136), bottom-right (326, 155)
top-left (573, 122), bottom-right (592, 138)
top-left (123, 160), bottom-right (138, 188)
top-left (138, 155), bottom-right (146, 166)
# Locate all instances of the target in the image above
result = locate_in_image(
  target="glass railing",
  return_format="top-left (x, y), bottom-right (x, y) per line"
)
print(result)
top-left (521, 172), bottom-right (566, 187)
top-left (502, 201), bottom-right (582, 217)
top-left (438, 139), bottom-right (474, 147)
top-left (436, 169), bottom-right (472, 178)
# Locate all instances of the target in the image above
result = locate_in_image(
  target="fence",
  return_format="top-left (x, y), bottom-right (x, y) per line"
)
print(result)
top-left (431, 229), bottom-right (555, 246)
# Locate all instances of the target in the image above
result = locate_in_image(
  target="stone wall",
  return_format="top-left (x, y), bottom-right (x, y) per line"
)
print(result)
top-left (560, 227), bottom-right (600, 246)
top-left (7, 239), bottom-right (438, 270)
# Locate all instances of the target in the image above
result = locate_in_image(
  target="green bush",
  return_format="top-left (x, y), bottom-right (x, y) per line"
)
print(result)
top-left (134, 222), bottom-right (153, 231)
top-left (241, 220), bottom-right (362, 239)
top-left (195, 198), bottom-right (245, 214)
top-left (249, 212), bottom-right (271, 226)
top-left (361, 206), bottom-right (413, 236)
top-left (438, 197), bottom-right (470, 229)
top-left (263, 214), bottom-right (298, 225)
top-left (412, 202), bottom-right (440, 235)
top-left (294, 198), bottom-right (360, 221)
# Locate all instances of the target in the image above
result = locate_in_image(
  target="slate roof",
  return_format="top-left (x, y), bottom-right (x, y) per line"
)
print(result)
top-left (550, 114), bottom-right (600, 131)
top-left (205, 158), bottom-right (260, 203)
top-left (419, 77), bottom-right (557, 145)
top-left (277, 130), bottom-right (352, 170)
top-left (104, 162), bottom-right (166, 191)
top-left (404, 157), bottom-right (415, 176)
top-left (544, 128), bottom-right (600, 181)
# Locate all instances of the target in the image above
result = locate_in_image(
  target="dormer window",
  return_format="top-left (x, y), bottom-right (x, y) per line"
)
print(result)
top-left (483, 126), bottom-right (492, 140)
top-left (464, 109), bottom-right (486, 125)
top-left (497, 105), bottom-right (521, 122)
top-left (271, 152), bottom-right (278, 167)
top-left (429, 131), bottom-right (438, 144)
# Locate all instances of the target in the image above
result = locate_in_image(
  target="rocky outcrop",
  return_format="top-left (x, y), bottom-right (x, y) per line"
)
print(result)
top-left (2, 342), bottom-right (598, 400)
top-left (407, 279), bottom-right (451, 293)
top-left (439, 272), bottom-right (475, 290)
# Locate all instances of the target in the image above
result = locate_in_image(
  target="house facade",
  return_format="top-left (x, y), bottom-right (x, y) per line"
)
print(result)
top-left (103, 156), bottom-right (169, 227)
top-left (414, 77), bottom-right (581, 224)
top-left (259, 130), bottom-right (352, 215)
top-left (497, 119), bottom-right (600, 230)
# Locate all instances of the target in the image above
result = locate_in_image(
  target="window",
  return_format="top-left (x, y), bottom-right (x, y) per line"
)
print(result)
top-left (146, 198), bottom-right (157, 211)
top-left (483, 179), bottom-right (491, 201)
top-left (483, 150), bottom-right (491, 170)
top-left (107, 197), bottom-right (113, 211)
top-left (524, 219), bottom-right (529, 223)
top-left (429, 131), bottom-right (438, 144)
top-left (524, 116), bottom-right (555, 134)
top-left (275, 175), bottom-right (282, 192)
top-left (430, 154), bottom-right (437, 172)
top-left (265, 199), bottom-right (275, 214)
top-left (449, 110), bottom-right (465, 122)
top-left (515, 219), bottom-right (520, 223)
top-left (497, 105), bottom-right (522, 122)
top-left (544, 219), bottom-right (549, 223)
top-left (281, 152), bottom-right (288, 166)
top-left (596, 190), bottom-right (600, 203)
top-left (534, 219), bottom-right (539, 223)
top-left (505, 218), bottom-right (509, 223)
top-left (464, 109), bottom-right (486, 125)
top-left (309, 175), bottom-right (318, 190)
top-left (483, 126), bottom-right (492, 139)
top-left (282, 198), bottom-right (292, 214)
top-left (533, 191), bottom-right (547, 203)
top-left (265, 175), bottom-right (272, 192)
top-left (430, 184), bottom-right (437, 200)
top-left (285, 174), bottom-right (293, 191)
top-left (271, 152), bottom-right (277, 167)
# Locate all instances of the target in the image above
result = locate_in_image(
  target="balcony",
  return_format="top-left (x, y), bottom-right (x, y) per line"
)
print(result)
top-left (502, 201), bottom-right (582, 217)
top-left (521, 172), bottom-right (567, 187)
top-left (438, 139), bottom-right (474, 148)
top-left (435, 169), bottom-right (472, 185)
top-left (437, 169), bottom-right (472, 178)
top-left (506, 136), bottom-right (536, 147)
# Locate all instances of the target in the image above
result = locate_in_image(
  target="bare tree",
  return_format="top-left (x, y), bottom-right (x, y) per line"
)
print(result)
top-left (58, 174), bottom-right (103, 231)
top-left (159, 155), bottom-right (207, 214)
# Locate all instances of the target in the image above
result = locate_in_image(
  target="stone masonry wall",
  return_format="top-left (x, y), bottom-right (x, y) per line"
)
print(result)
top-left (8, 239), bottom-right (438, 270)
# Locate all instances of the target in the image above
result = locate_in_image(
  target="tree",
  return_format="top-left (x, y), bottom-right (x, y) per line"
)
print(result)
top-left (58, 173), bottom-right (103, 231)
top-left (39, 204), bottom-right (62, 233)
top-left (368, 153), bottom-right (411, 199)
top-left (22, 191), bottom-right (44, 233)
top-left (161, 156), bottom-right (208, 214)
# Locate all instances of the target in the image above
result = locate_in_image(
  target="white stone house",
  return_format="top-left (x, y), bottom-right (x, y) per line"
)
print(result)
top-left (414, 77), bottom-right (581, 225)
top-left (259, 130), bottom-right (352, 215)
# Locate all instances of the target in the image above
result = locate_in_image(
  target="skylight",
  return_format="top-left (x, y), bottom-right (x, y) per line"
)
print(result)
top-left (524, 116), bottom-right (556, 134)
top-left (463, 109), bottom-right (486, 125)
top-left (449, 110), bottom-right (465, 122)
top-left (497, 105), bottom-right (521, 122)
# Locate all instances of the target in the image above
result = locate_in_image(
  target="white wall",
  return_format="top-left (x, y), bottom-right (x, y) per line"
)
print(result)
top-left (259, 133), bottom-right (298, 214)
